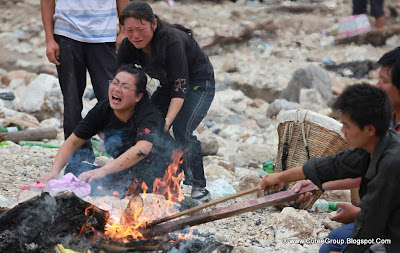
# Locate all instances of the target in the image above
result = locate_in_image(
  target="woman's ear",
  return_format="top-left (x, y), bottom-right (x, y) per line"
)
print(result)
top-left (152, 18), bottom-right (157, 32)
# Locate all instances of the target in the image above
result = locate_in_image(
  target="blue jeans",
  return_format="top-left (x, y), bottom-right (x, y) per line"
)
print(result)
top-left (55, 35), bottom-right (117, 162)
top-left (152, 78), bottom-right (215, 188)
top-left (320, 223), bottom-right (354, 253)
top-left (319, 223), bottom-right (372, 253)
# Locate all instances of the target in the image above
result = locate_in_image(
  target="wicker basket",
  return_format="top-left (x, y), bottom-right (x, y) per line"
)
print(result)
top-left (274, 109), bottom-right (349, 209)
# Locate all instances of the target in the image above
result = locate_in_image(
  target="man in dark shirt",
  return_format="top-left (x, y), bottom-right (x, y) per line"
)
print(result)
top-left (260, 83), bottom-right (400, 252)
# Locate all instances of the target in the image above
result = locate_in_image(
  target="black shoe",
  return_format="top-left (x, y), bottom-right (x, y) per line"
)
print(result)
top-left (191, 187), bottom-right (211, 203)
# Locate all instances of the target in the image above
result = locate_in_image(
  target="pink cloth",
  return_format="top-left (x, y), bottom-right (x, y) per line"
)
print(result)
top-left (48, 173), bottom-right (91, 198)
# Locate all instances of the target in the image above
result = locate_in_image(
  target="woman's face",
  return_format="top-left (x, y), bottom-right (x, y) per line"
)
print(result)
top-left (109, 71), bottom-right (142, 114)
top-left (124, 17), bottom-right (157, 52)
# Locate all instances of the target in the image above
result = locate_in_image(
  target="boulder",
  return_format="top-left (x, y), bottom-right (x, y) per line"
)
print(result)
top-left (1, 70), bottom-right (28, 86)
top-left (20, 74), bottom-right (63, 121)
top-left (272, 207), bottom-right (317, 243)
top-left (267, 99), bottom-right (300, 118)
top-left (280, 64), bottom-right (333, 105)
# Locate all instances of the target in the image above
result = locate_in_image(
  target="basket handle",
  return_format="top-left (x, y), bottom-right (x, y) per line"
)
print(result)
top-left (301, 123), bottom-right (311, 160)
top-left (281, 123), bottom-right (294, 171)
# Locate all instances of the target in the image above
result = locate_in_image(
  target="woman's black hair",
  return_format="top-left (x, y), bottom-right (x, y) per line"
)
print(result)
top-left (116, 64), bottom-right (149, 106)
top-left (119, 1), bottom-right (192, 74)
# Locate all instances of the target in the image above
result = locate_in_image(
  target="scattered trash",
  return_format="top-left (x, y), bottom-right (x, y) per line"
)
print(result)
top-left (262, 161), bottom-right (275, 174)
top-left (206, 178), bottom-right (236, 198)
top-left (0, 126), bottom-right (24, 133)
top-left (18, 140), bottom-right (59, 149)
top-left (309, 199), bottom-right (349, 212)
top-left (0, 92), bottom-right (15, 101)
top-left (47, 173), bottom-right (91, 198)
top-left (320, 29), bottom-right (335, 46)
top-left (338, 14), bottom-right (371, 38)
top-left (17, 180), bottom-right (46, 203)
top-left (91, 139), bottom-right (111, 157)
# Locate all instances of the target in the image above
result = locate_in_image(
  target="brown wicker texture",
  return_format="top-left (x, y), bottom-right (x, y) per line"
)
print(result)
top-left (274, 119), bottom-right (349, 209)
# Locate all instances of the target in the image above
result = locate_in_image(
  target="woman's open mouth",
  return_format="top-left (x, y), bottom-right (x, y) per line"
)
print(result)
top-left (112, 95), bottom-right (122, 102)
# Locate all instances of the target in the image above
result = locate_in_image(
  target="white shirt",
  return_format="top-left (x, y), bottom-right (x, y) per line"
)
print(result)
top-left (53, 0), bottom-right (118, 43)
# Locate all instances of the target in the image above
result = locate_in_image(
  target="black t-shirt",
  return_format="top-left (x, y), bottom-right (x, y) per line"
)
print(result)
top-left (117, 26), bottom-right (214, 99)
top-left (74, 99), bottom-right (169, 161)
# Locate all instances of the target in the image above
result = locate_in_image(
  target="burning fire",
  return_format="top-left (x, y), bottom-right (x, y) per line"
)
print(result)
top-left (103, 150), bottom-right (184, 242)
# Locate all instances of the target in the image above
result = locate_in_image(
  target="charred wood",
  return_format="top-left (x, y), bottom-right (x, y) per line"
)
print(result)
top-left (0, 191), bottom-right (108, 252)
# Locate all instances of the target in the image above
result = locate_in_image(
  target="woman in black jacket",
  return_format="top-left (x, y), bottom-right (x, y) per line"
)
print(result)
top-left (117, 1), bottom-right (215, 203)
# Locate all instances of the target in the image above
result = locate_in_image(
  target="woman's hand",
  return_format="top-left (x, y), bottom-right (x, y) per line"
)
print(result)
top-left (328, 202), bottom-right (360, 224)
top-left (78, 168), bottom-right (109, 183)
top-left (40, 171), bottom-right (59, 183)
top-left (164, 118), bottom-right (172, 132)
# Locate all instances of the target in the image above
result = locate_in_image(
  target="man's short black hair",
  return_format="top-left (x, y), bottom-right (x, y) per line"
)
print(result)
top-left (378, 47), bottom-right (400, 90)
top-left (332, 83), bottom-right (392, 138)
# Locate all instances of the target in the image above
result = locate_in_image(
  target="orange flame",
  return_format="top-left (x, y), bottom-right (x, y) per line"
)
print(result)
top-left (152, 149), bottom-right (184, 203)
top-left (176, 227), bottom-right (194, 241)
top-left (103, 149), bottom-right (185, 242)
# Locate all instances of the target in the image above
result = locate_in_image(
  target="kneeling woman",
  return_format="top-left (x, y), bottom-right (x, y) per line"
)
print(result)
top-left (41, 64), bottom-right (175, 196)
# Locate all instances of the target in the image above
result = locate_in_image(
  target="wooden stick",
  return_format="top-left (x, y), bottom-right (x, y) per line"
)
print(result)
top-left (147, 186), bottom-right (260, 227)
top-left (143, 184), bottom-right (317, 237)
top-left (0, 127), bottom-right (58, 143)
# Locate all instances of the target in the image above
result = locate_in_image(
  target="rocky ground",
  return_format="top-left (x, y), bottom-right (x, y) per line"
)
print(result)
top-left (1, 0), bottom-right (399, 252)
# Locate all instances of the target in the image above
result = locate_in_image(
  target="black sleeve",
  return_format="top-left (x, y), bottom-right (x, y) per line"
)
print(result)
top-left (302, 148), bottom-right (370, 190)
top-left (135, 108), bottom-right (164, 144)
top-left (165, 40), bottom-right (189, 99)
top-left (73, 102), bottom-right (105, 140)
top-left (117, 38), bottom-right (132, 67)
top-left (345, 160), bottom-right (400, 252)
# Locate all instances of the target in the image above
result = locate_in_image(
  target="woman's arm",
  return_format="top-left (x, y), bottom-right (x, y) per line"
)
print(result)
top-left (164, 97), bottom-right (184, 132)
top-left (78, 140), bottom-right (153, 183)
top-left (41, 134), bottom-right (87, 181)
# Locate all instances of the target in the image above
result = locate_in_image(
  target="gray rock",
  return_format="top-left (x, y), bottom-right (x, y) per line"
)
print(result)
top-left (267, 99), bottom-right (300, 118)
top-left (0, 194), bottom-right (11, 208)
top-left (280, 64), bottom-right (333, 105)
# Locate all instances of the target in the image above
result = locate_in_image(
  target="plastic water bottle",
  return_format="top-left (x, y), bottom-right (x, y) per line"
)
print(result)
top-left (311, 200), bottom-right (350, 212)
top-left (17, 180), bottom-right (47, 203)
top-left (18, 141), bottom-right (59, 149)
top-left (263, 161), bottom-right (275, 174)
top-left (310, 199), bottom-right (332, 212)
top-left (0, 126), bottom-right (24, 133)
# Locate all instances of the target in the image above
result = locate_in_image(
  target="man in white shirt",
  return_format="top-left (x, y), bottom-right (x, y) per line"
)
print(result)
top-left (41, 0), bottom-right (128, 163)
